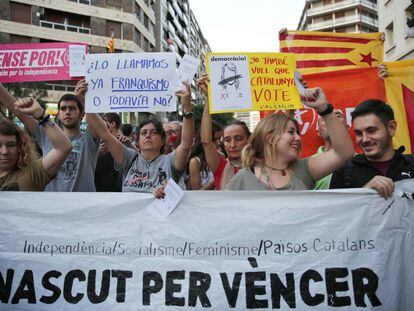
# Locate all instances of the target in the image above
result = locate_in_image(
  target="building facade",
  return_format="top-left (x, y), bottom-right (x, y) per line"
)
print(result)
top-left (0, 0), bottom-right (156, 105)
top-left (378, 0), bottom-right (414, 61)
top-left (154, 0), bottom-right (211, 121)
top-left (0, 0), bottom-right (211, 123)
top-left (298, 0), bottom-right (379, 33)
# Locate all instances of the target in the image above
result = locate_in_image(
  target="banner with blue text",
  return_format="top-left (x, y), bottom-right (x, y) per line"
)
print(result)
top-left (85, 52), bottom-right (176, 112)
top-left (0, 181), bottom-right (413, 310)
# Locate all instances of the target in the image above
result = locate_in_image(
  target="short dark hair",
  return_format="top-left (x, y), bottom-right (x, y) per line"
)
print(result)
top-left (351, 99), bottom-right (394, 126)
top-left (121, 123), bottom-right (133, 136)
top-left (138, 119), bottom-right (166, 153)
top-left (104, 113), bottom-right (121, 129)
top-left (58, 94), bottom-right (84, 112)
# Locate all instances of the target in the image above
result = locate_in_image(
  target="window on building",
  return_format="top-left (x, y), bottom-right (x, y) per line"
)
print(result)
top-left (385, 22), bottom-right (394, 50)
top-left (144, 14), bottom-right (149, 29)
top-left (335, 11), bottom-right (345, 19)
top-left (10, 2), bottom-right (32, 24)
top-left (107, 21), bottom-right (122, 39)
top-left (149, 22), bottom-right (154, 35)
top-left (323, 15), bottom-right (332, 21)
top-left (323, 0), bottom-right (332, 5)
top-left (106, 0), bottom-right (122, 10)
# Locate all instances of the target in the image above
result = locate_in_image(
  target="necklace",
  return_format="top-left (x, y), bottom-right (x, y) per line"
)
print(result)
top-left (263, 164), bottom-right (287, 176)
top-left (261, 166), bottom-right (277, 190)
top-left (228, 159), bottom-right (240, 169)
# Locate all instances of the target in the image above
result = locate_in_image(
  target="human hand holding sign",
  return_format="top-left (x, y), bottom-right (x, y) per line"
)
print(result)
top-left (364, 176), bottom-right (395, 198)
top-left (75, 79), bottom-right (88, 104)
top-left (196, 74), bottom-right (209, 97)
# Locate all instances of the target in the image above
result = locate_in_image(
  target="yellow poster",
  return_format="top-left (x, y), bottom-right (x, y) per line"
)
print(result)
top-left (206, 53), bottom-right (302, 114)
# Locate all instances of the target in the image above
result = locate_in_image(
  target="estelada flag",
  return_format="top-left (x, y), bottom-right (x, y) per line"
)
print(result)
top-left (279, 31), bottom-right (384, 75)
top-left (383, 60), bottom-right (414, 154)
top-left (260, 67), bottom-right (386, 157)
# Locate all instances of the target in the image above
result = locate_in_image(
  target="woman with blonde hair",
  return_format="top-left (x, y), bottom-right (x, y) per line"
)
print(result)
top-left (226, 87), bottom-right (354, 190)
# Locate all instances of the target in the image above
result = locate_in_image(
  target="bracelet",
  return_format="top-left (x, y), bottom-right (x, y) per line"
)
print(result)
top-left (38, 114), bottom-right (53, 127)
top-left (317, 103), bottom-right (334, 116)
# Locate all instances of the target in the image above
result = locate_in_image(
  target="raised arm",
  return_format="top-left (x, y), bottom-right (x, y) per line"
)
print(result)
top-left (0, 84), bottom-right (36, 133)
top-left (86, 113), bottom-right (125, 166)
top-left (198, 76), bottom-right (221, 173)
top-left (14, 98), bottom-right (72, 177)
top-left (303, 88), bottom-right (355, 180)
top-left (77, 80), bottom-right (125, 165)
top-left (173, 81), bottom-right (194, 173)
top-left (74, 79), bottom-right (99, 139)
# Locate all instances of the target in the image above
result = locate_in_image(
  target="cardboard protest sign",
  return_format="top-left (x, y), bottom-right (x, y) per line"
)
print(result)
top-left (206, 53), bottom-right (302, 114)
top-left (0, 42), bottom-right (87, 83)
top-left (85, 52), bottom-right (176, 113)
top-left (1, 180), bottom-right (413, 310)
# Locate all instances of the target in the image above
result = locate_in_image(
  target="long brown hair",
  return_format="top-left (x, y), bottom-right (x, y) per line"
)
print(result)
top-left (241, 114), bottom-right (299, 168)
top-left (0, 120), bottom-right (37, 170)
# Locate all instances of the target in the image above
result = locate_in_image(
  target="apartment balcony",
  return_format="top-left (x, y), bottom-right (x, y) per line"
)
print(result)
top-left (168, 21), bottom-right (175, 34)
top-left (307, 0), bottom-right (377, 17)
top-left (173, 16), bottom-right (183, 33)
top-left (174, 33), bottom-right (184, 50)
top-left (307, 14), bottom-right (378, 31)
top-left (181, 14), bottom-right (188, 26)
top-left (181, 29), bottom-right (189, 41)
top-left (167, 3), bottom-right (175, 17)
top-left (40, 20), bottom-right (90, 34)
top-left (172, 0), bottom-right (183, 17)
top-left (360, 14), bottom-right (378, 27)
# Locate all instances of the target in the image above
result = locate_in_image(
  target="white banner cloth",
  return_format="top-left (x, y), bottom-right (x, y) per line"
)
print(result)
top-left (0, 180), bottom-right (413, 310)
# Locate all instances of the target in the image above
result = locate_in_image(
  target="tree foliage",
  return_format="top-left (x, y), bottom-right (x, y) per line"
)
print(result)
top-left (192, 103), bottom-right (234, 133)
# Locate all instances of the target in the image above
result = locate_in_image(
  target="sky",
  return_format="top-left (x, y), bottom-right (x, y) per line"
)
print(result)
top-left (189, 0), bottom-right (306, 52)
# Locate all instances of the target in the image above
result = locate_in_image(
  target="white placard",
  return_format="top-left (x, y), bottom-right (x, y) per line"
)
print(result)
top-left (146, 178), bottom-right (184, 221)
top-left (69, 45), bottom-right (87, 77)
top-left (0, 180), bottom-right (413, 310)
top-left (174, 54), bottom-right (200, 91)
top-left (207, 54), bottom-right (252, 111)
top-left (85, 52), bottom-right (176, 112)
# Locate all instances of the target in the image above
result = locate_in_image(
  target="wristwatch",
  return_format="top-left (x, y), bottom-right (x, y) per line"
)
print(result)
top-left (318, 103), bottom-right (334, 116)
top-left (182, 110), bottom-right (194, 119)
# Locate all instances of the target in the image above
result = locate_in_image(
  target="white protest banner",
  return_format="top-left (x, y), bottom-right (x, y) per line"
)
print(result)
top-left (85, 52), bottom-right (176, 112)
top-left (1, 180), bottom-right (413, 310)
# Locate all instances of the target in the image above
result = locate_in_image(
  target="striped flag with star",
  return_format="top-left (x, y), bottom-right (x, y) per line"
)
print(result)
top-left (383, 59), bottom-right (414, 154)
top-left (279, 31), bottom-right (384, 74)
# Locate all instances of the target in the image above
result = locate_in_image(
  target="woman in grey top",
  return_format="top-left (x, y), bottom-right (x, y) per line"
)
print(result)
top-left (226, 87), bottom-right (354, 191)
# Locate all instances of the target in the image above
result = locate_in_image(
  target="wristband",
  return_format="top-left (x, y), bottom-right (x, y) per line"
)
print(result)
top-left (38, 114), bottom-right (53, 127)
top-left (318, 103), bottom-right (334, 116)
top-left (183, 110), bottom-right (194, 119)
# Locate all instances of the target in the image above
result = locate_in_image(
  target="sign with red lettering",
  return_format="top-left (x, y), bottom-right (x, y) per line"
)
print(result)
top-left (0, 42), bottom-right (87, 83)
top-left (206, 53), bottom-right (302, 114)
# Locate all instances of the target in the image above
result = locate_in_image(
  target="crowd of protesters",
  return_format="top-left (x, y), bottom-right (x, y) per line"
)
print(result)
top-left (0, 65), bottom-right (413, 198)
